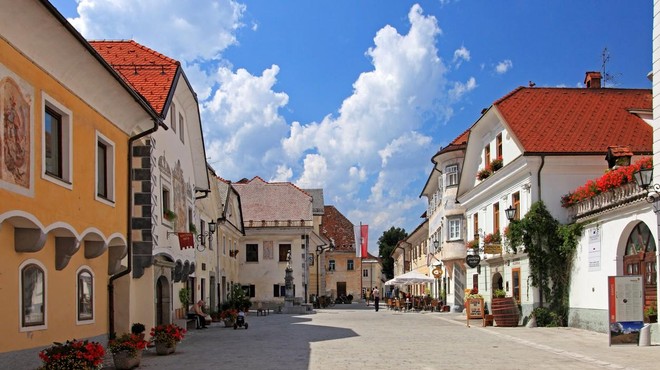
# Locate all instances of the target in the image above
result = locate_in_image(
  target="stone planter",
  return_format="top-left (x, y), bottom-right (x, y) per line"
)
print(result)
top-left (155, 341), bottom-right (176, 356)
top-left (223, 318), bottom-right (236, 327)
top-left (112, 350), bottom-right (142, 369)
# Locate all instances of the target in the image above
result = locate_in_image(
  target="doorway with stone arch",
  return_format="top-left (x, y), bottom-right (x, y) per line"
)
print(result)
top-left (622, 221), bottom-right (657, 315)
top-left (156, 275), bottom-right (171, 326)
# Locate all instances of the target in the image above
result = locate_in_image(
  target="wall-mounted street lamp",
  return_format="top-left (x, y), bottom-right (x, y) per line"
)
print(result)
top-left (433, 240), bottom-right (440, 253)
top-left (315, 242), bottom-right (334, 305)
top-left (505, 205), bottom-right (516, 222)
top-left (633, 167), bottom-right (659, 203)
top-left (196, 220), bottom-right (216, 251)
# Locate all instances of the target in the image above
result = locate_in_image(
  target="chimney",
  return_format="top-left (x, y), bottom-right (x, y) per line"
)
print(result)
top-left (584, 71), bottom-right (602, 89)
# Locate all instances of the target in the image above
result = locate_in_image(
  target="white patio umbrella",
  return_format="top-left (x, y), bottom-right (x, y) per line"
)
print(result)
top-left (394, 270), bottom-right (435, 284)
top-left (384, 278), bottom-right (400, 286)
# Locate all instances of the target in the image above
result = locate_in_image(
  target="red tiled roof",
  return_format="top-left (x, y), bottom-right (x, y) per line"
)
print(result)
top-left (89, 40), bottom-right (179, 116)
top-left (321, 206), bottom-right (355, 252)
top-left (232, 177), bottom-right (312, 222)
top-left (607, 145), bottom-right (634, 157)
top-left (437, 128), bottom-right (469, 156)
top-left (494, 87), bottom-right (652, 154)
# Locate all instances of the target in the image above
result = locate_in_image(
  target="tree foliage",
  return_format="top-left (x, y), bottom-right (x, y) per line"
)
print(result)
top-left (378, 226), bottom-right (408, 279)
top-left (505, 201), bottom-right (583, 325)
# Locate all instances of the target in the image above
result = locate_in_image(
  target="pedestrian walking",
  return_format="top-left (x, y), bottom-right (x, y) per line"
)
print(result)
top-left (373, 287), bottom-right (380, 312)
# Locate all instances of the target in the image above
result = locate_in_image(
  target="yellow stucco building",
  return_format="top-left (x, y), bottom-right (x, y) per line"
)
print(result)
top-left (0, 0), bottom-right (159, 354)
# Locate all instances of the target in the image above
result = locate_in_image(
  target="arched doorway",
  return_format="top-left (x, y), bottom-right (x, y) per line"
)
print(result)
top-left (492, 272), bottom-right (503, 295)
top-left (156, 275), bottom-right (171, 325)
top-left (623, 222), bottom-right (657, 313)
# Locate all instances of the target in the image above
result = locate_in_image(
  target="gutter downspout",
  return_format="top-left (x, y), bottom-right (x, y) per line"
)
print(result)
top-left (537, 155), bottom-right (545, 307)
top-left (109, 118), bottom-right (167, 336)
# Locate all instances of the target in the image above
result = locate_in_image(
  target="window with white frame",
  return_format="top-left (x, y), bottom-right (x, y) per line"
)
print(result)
top-left (446, 165), bottom-right (458, 186)
top-left (43, 96), bottom-right (72, 186)
top-left (178, 113), bottom-right (185, 143)
top-left (170, 102), bottom-right (176, 132)
top-left (77, 268), bottom-right (93, 321)
top-left (96, 132), bottom-right (115, 203)
top-left (448, 217), bottom-right (462, 241)
top-left (20, 261), bottom-right (46, 328)
top-left (347, 259), bottom-right (354, 271)
top-left (328, 260), bottom-right (336, 271)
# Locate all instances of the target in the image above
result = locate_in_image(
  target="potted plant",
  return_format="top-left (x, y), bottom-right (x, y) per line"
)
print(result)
top-left (220, 308), bottom-right (238, 327)
top-left (645, 303), bottom-right (657, 323)
top-left (108, 333), bottom-right (148, 369)
top-left (178, 287), bottom-right (191, 318)
top-left (493, 288), bottom-right (506, 298)
top-left (477, 168), bottom-right (492, 181)
top-left (490, 156), bottom-right (503, 171)
top-left (189, 223), bottom-right (197, 234)
top-left (130, 322), bottom-right (146, 340)
top-left (163, 209), bottom-right (176, 222)
top-left (38, 339), bottom-right (105, 370)
top-left (150, 323), bottom-right (186, 355)
top-left (465, 239), bottom-right (479, 252)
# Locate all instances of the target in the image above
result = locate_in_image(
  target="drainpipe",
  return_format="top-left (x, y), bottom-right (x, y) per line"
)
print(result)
top-left (536, 155), bottom-right (545, 307)
top-left (108, 118), bottom-right (167, 336)
top-left (537, 155), bottom-right (545, 201)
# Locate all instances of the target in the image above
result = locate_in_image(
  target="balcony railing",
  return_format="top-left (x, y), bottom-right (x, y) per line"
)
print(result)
top-left (567, 183), bottom-right (646, 220)
top-left (245, 219), bottom-right (313, 228)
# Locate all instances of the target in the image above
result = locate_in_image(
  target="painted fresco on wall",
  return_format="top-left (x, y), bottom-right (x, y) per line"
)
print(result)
top-left (0, 63), bottom-right (33, 195)
top-left (263, 241), bottom-right (273, 260)
top-left (173, 161), bottom-right (186, 232)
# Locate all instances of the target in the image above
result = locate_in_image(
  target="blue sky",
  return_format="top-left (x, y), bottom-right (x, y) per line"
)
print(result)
top-left (50, 0), bottom-right (651, 254)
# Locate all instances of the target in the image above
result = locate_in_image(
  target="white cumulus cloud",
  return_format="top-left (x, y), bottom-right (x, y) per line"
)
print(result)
top-left (452, 45), bottom-right (471, 68)
top-left (495, 59), bottom-right (513, 74)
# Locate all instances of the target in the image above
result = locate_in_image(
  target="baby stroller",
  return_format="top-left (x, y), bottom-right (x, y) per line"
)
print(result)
top-left (233, 311), bottom-right (248, 330)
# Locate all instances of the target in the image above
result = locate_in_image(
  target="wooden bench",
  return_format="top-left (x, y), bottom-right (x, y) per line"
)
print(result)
top-left (253, 302), bottom-right (283, 315)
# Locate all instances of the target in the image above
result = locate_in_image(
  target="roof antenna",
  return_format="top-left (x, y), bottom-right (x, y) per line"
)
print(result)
top-left (161, 66), bottom-right (165, 75)
top-left (133, 65), bottom-right (138, 75)
top-left (601, 47), bottom-right (619, 87)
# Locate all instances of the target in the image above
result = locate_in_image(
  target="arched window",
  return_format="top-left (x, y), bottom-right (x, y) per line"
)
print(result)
top-left (624, 222), bottom-right (657, 313)
top-left (77, 269), bottom-right (94, 321)
top-left (21, 263), bottom-right (45, 327)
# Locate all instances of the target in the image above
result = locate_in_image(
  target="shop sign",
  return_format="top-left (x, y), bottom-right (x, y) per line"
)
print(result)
top-left (466, 254), bottom-right (481, 268)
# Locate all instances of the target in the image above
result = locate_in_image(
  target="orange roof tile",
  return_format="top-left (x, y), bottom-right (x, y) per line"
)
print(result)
top-left (494, 87), bottom-right (652, 154)
top-left (89, 40), bottom-right (179, 116)
top-left (321, 205), bottom-right (356, 252)
top-left (232, 177), bottom-right (313, 222)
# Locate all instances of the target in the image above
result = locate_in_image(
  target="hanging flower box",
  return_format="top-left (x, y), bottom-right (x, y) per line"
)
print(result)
top-left (561, 156), bottom-right (652, 208)
top-left (477, 168), bottom-right (492, 181)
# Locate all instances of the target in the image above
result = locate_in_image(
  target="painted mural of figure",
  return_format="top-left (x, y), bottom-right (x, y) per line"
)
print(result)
top-left (1, 77), bottom-right (30, 188)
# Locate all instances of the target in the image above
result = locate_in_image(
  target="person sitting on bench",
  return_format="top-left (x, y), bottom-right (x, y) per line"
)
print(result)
top-left (191, 300), bottom-right (209, 329)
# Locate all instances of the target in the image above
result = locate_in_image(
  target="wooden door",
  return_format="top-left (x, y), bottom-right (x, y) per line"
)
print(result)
top-left (623, 222), bottom-right (657, 311)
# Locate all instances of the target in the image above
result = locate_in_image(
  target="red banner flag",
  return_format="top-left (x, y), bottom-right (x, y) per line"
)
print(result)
top-left (360, 224), bottom-right (368, 258)
top-left (178, 232), bottom-right (195, 250)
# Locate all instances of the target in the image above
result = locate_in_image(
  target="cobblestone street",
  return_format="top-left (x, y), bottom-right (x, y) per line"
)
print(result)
top-left (103, 304), bottom-right (660, 370)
